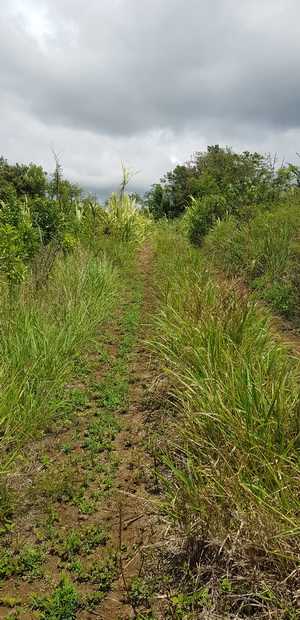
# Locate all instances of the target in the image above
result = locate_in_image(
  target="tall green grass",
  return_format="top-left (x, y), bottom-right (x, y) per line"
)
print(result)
top-left (202, 201), bottom-right (300, 323)
top-left (0, 248), bottom-right (119, 470)
top-left (151, 223), bottom-right (300, 559)
top-left (105, 191), bottom-right (150, 244)
top-left (103, 166), bottom-right (151, 244)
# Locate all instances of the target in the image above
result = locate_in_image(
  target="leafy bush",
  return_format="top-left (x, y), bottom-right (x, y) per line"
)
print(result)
top-left (145, 145), bottom-right (285, 219)
top-left (104, 166), bottom-right (150, 244)
top-left (0, 223), bottom-right (28, 285)
top-left (105, 191), bottom-right (149, 243)
top-left (183, 194), bottom-right (227, 244)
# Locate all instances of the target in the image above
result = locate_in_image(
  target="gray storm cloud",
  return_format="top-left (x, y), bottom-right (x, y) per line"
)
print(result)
top-left (1, 0), bottom-right (300, 196)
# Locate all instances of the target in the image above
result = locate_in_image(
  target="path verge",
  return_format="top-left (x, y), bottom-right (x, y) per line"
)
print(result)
top-left (0, 243), bottom-right (162, 620)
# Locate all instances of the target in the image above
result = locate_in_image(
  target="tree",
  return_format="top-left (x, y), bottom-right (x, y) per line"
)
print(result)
top-left (0, 159), bottom-right (47, 201)
top-left (160, 165), bottom-right (192, 217)
top-left (145, 145), bottom-right (283, 220)
top-left (143, 184), bottom-right (170, 218)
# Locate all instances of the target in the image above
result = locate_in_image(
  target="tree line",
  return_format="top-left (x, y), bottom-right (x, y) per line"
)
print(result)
top-left (144, 144), bottom-right (300, 229)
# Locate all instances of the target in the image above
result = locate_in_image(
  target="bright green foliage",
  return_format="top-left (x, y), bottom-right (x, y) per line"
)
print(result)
top-left (183, 194), bottom-right (227, 243)
top-left (105, 192), bottom-right (145, 242)
top-left (0, 155), bottom-right (107, 285)
top-left (146, 145), bottom-right (288, 219)
top-left (0, 223), bottom-right (28, 284)
top-left (30, 574), bottom-right (79, 619)
top-left (0, 157), bottom-right (150, 289)
top-left (105, 166), bottom-right (150, 243)
top-left (189, 146), bottom-right (275, 207)
top-left (0, 157), bottom-right (47, 201)
top-left (29, 197), bottom-right (62, 244)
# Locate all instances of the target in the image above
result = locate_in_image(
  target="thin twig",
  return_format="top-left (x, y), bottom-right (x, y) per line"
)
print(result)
top-left (124, 513), bottom-right (144, 529)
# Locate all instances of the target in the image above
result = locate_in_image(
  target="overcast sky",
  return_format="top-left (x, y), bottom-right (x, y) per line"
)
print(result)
top-left (1, 0), bottom-right (300, 199)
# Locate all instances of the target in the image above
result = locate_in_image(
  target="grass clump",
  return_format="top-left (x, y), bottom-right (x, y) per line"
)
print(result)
top-left (0, 248), bottom-right (119, 471)
top-left (30, 574), bottom-right (79, 619)
top-left (151, 224), bottom-right (300, 564)
top-left (202, 200), bottom-right (300, 325)
top-left (104, 165), bottom-right (150, 244)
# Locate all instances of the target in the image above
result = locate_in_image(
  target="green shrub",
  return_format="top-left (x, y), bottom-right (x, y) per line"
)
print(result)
top-left (30, 574), bottom-right (79, 619)
top-left (104, 191), bottom-right (149, 244)
top-left (0, 223), bottom-right (28, 285)
top-left (184, 194), bottom-right (227, 244)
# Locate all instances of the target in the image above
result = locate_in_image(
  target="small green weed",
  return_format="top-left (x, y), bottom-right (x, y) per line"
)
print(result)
top-left (0, 521), bottom-right (16, 535)
top-left (128, 576), bottom-right (154, 608)
top-left (61, 442), bottom-right (74, 455)
top-left (81, 410), bottom-right (123, 460)
top-left (0, 596), bottom-right (22, 608)
top-left (63, 529), bottom-right (82, 560)
top-left (62, 524), bottom-right (109, 561)
top-left (167, 588), bottom-right (210, 618)
top-left (72, 550), bottom-right (119, 590)
top-left (65, 389), bottom-right (91, 412)
top-left (95, 373), bottom-right (128, 411)
top-left (81, 524), bottom-right (109, 553)
top-left (0, 545), bottom-right (45, 583)
top-left (30, 573), bottom-right (79, 619)
top-left (15, 546), bottom-right (45, 582)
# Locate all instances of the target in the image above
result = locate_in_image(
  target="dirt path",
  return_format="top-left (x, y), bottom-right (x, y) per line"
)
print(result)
top-left (0, 243), bottom-right (163, 620)
top-left (93, 244), bottom-right (160, 619)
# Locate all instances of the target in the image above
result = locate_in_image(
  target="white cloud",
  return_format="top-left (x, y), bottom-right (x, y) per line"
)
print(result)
top-left (0, 0), bottom-right (300, 196)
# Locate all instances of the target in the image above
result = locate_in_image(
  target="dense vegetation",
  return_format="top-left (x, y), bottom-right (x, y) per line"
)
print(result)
top-left (150, 223), bottom-right (300, 617)
top-left (145, 145), bottom-right (300, 325)
top-left (0, 149), bottom-right (299, 618)
top-left (144, 145), bottom-right (300, 221)
top-left (0, 157), bottom-right (148, 471)
top-left (152, 223), bottom-right (299, 549)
